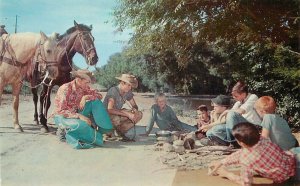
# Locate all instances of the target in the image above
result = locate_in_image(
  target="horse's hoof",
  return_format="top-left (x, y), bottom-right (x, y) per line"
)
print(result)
top-left (40, 126), bottom-right (49, 133)
top-left (14, 125), bottom-right (24, 132)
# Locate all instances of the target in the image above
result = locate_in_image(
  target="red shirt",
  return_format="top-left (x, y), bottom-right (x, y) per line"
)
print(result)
top-left (221, 137), bottom-right (296, 185)
top-left (52, 80), bottom-right (102, 118)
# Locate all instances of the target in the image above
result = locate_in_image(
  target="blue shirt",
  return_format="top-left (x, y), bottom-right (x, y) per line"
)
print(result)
top-left (261, 114), bottom-right (297, 150)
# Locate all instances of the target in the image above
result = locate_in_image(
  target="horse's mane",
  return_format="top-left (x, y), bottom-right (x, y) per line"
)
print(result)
top-left (57, 24), bottom-right (92, 41)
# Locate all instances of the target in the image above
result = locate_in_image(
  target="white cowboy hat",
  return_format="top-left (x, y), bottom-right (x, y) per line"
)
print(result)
top-left (115, 74), bottom-right (138, 88)
top-left (70, 69), bottom-right (96, 83)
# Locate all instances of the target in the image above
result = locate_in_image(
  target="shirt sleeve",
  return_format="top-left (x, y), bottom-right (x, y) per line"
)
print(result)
top-left (240, 94), bottom-right (258, 113)
top-left (125, 91), bottom-right (134, 101)
top-left (236, 166), bottom-right (253, 186)
top-left (84, 87), bottom-right (102, 101)
top-left (169, 106), bottom-right (179, 121)
top-left (145, 105), bottom-right (156, 134)
top-left (232, 101), bottom-right (241, 110)
top-left (54, 85), bottom-right (79, 118)
top-left (221, 150), bottom-right (241, 166)
top-left (260, 114), bottom-right (272, 130)
top-left (105, 87), bottom-right (116, 100)
top-left (168, 106), bottom-right (189, 129)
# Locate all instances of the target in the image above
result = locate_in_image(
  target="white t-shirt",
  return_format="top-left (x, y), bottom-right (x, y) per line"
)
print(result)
top-left (232, 93), bottom-right (261, 125)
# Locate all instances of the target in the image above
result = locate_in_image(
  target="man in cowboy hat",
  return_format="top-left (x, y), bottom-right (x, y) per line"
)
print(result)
top-left (103, 73), bottom-right (143, 141)
top-left (52, 69), bottom-right (113, 148)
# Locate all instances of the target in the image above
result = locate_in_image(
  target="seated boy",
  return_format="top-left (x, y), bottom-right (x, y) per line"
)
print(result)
top-left (196, 105), bottom-right (210, 128)
top-left (208, 122), bottom-right (296, 185)
top-left (254, 96), bottom-right (298, 150)
top-left (195, 105), bottom-right (210, 139)
top-left (144, 93), bottom-right (196, 135)
top-left (198, 95), bottom-right (231, 145)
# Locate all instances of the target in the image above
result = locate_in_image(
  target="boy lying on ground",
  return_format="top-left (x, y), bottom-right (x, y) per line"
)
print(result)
top-left (208, 122), bottom-right (296, 186)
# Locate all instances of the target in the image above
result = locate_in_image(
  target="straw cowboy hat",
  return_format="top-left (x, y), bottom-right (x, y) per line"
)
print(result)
top-left (115, 74), bottom-right (138, 88)
top-left (211, 95), bottom-right (231, 107)
top-left (70, 69), bottom-right (96, 83)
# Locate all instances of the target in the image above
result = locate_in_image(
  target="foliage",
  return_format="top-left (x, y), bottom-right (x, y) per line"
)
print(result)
top-left (111, 0), bottom-right (300, 127)
top-left (95, 52), bottom-right (147, 90)
top-left (113, 0), bottom-right (299, 64)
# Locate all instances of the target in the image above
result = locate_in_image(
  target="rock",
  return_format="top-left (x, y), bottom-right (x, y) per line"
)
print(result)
top-left (173, 140), bottom-right (184, 146)
top-left (194, 140), bottom-right (204, 147)
top-left (183, 138), bottom-right (195, 150)
top-left (174, 145), bottom-right (185, 154)
top-left (171, 134), bottom-right (179, 142)
top-left (163, 143), bottom-right (175, 152)
top-left (157, 136), bottom-right (170, 142)
top-left (185, 132), bottom-right (196, 140)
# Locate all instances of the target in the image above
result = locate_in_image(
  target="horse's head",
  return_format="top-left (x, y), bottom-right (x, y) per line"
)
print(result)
top-left (37, 32), bottom-right (59, 79)
top-left (73, 21), bottom-right (98, 65)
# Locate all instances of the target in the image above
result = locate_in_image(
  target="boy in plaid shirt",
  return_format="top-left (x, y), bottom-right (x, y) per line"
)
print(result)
top-left (208, 122), bottom-right (296, 186)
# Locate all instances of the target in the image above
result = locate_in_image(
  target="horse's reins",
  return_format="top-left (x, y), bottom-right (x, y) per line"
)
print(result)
top-left (20, 40), bottom-right (57, 89)
top-left (42, 30), bottom-right (96, 117)
top-left (77, 31), bottom-right (95, 66)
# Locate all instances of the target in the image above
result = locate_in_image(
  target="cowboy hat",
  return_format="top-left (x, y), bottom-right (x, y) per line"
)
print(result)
top-left (211, 95), bottom-right (231, 107)
top-left (70, 69), bottom-right (96, 83)
top-left (115, 74), bottom-right (138, 88)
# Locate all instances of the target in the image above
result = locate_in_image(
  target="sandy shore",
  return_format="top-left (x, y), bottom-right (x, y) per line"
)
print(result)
top-left (1, 93), bottom-right (299, 186)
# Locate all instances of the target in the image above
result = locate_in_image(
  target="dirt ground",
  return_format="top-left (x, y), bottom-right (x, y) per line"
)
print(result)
top-left (1, 93), bottom-right (299, 186)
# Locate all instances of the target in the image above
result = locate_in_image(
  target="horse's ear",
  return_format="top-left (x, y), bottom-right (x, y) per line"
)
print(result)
top-left (74, 20), bottom-right (79, 27)
top-left (40, 31), bottom-right (48, 42)
top-left (90, 25), bottom-right (93, 29)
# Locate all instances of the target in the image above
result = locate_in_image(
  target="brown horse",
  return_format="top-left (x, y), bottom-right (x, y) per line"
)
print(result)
top-left (30, 21), bottom-right (99, 132)
top-left (0, 32), bottom-right (59, 132)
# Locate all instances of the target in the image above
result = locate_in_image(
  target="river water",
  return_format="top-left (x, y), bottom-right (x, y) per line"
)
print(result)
top-left (165, 95), bottom-right (215, 111)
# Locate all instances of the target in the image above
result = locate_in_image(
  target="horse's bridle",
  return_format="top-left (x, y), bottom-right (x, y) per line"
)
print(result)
top-left (0, 34), bottom-right (58, 71)
top-left (77, 30), bottom-right (96, 61)
top-left (36, 40), bottom-right (58, 72)
top-left (64, 30), bottom-right (96, 70)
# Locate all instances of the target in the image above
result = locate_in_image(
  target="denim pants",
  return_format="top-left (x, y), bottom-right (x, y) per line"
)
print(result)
top-left (54, 99), bottom-right (113, 148)
top-left (206, 111), bottom-right (248, 143)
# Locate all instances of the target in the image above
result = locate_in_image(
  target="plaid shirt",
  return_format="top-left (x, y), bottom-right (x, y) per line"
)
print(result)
top-left (221, 137), bottom-right (295, 186)
top-left (52, 80), bottom-right (102, 118)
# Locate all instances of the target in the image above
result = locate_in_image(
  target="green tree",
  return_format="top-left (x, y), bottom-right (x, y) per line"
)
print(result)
top-left (112, 0), bottom-right (300, 126)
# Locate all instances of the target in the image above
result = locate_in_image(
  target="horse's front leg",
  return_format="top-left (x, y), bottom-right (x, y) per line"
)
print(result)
top-left (12, 82), bottom-right (23, 132)
top-left (44, 85), bottom-right (53, 116)
top-left (39, 84), bottom-right (49, 133)
top-left (31, 87), bottom-right (39, 125)
top-left (0, 79), bottom-right (3, 105)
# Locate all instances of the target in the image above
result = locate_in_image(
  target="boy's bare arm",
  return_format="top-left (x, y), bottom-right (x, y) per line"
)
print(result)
top-left (218, 169), bottom-right (245, 186)
top-left (209, 161), bottom-right (246, 186)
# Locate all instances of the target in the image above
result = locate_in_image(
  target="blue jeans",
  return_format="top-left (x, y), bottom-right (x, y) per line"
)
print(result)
top-left (206, 111), bottom-right (247, 143)
top-left (54, 100), bottom-right (113, 148)
top-left (80, 99), bottom-right (113, 134)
